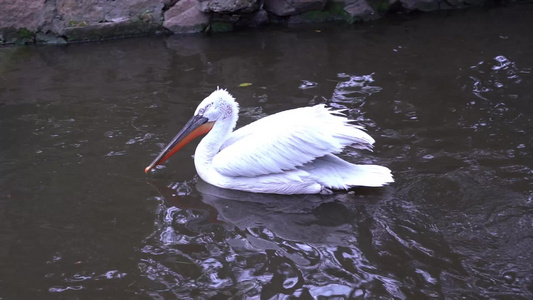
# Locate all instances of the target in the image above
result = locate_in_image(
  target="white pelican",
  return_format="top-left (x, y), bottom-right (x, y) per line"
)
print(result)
top-left (145, 89), bottom-right (393, 194)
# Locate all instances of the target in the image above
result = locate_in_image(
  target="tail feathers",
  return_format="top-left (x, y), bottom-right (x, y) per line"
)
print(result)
top-left (302, 154), bottom-right (394, 190)
top-left (344, 164), bottom-right (394, 188)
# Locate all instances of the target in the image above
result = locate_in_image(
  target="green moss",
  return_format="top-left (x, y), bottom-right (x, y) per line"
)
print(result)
top-left (139, 9), bottom-right (151, 17)
top-left (67, 20), bottom-right (89, 27)
top-left (63, 19), bottom-right (161, 42)
top-left (210, 22), bottom-right (234, 33)
top-left (16, 28), bottom-right (34, 39)
top-left (367, 0), bottom-right (390, 14)
top-left (138, 10), bottom-right (154, 23)
top-left (297, 1), bottom-right (356, 23)
top-left (327, 1), bottom-right (353, 21)
top-left (300, 10), bottom-right (330, 22)
top-left (0, 27), bottom-right (35, 45)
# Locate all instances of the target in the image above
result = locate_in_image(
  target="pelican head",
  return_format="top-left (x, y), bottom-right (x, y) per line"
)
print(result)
top-left (194, 89), bottom-right (239, 122)
top-left (145, 89), bottom-right (239, 173)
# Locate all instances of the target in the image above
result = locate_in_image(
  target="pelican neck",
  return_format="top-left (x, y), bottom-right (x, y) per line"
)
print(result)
top-left (195, 113), bottom-right (237, 164)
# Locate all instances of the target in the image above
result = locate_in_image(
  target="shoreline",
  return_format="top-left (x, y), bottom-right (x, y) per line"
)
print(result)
top-left (0, 0), bottom-right (518, 46)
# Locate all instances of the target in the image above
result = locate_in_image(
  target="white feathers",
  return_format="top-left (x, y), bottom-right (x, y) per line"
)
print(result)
top-left (195, 89), bottom-right (239, 125)
top-left (188, 90), bottom-right (393, 194)
top-left (213, 105), bottom-right (374, 178)
top-left (301, 154), bottom-right (394, 189)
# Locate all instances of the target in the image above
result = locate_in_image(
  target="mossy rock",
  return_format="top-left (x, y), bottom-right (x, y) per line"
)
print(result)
top-left (300, 10), bottom-right (331, 22)
top-left (297, 1), bottom-right (354, 23)
top-left (67, 20), bottom-right (89, 27)
top-left (210, 22), bottom-right (234, 33)
top-left (368, 0), bottom-right (392, 13)
top-left (0, 28), bottom-right (35, 45)
top-left (63, 19), bottom-right (161, 42)
top-left (327, 1), bottom-right (354, 21)
top-left (138, 10), bottom-right (155, 23)
top-left (35, 32), bottom-right (67, 44)
top-left (16, 28), bottom-right (34, 40)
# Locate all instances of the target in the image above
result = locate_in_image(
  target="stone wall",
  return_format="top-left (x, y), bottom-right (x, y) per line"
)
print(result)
top-left (0, 0), bottom-right (493, 45)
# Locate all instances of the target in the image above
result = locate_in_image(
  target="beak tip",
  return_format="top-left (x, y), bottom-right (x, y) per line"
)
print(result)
top-left (145, 166), bottom-right (151, 174)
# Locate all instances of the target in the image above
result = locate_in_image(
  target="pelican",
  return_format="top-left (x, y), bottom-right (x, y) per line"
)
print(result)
top-left (145, 89), bottom-right (393, 194)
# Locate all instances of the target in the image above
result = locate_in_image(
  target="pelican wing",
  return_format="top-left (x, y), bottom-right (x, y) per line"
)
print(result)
top-left (212, 104), bottom-right (375, 177)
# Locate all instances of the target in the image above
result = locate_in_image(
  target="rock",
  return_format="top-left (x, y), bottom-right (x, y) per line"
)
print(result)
top-left (211, 13), bottom-right (241, 23)
top-left (0, 0), bottom-right (51, 44)
top-left (199, 0), bottom-right (259, 13)
top-left (288, 10), bottom-right (331, 23)
top-left (207, 6), bottom-right (267, 32)
top-left (163, 0), bottom-right (180, 9)
top-left (265, 0), bottom-right (327, 16)
top-left (381, 0), bottom-right (404, 13)
top-left (236, 9), bottom-right (269, 27)
top-left (63, 18), bottom-right (161, 42)
top-left (164, 0), bottom-right (210, 33)
top-left (52, 0), bottom-right (164, 39)
top-left (343, 0), bottom-right (379, 21)
top-left (35, 32), bottom-right (67, 44)
top-left (0, 0), bottom-right (166, 44)
top-left (398, 0), bottom-right (440, 11)
top-left (210, 21), bottom-right (235, 32)
top-left (249, 9), bottom-right (270, 26)
top-left (0, 28), bottom-right (35, 45)
top-left (0, 0), bottom-right (48, 31)
top-left (0, 0), bottom-right (500, 44)
top-left (287, 1), bottom-right (354, 23)
top-left (55, 0), bottom-right (165, 26)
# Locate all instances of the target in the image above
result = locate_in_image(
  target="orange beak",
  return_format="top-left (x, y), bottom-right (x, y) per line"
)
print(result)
top-left (145, 115), bottom-right (214, 173)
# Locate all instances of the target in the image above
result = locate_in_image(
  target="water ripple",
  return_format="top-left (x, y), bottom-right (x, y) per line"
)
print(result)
top-left (136, 180), bottom-right (478, 298)
top-left (331, 73), bottom-right (382, 106)
top-left (468, 55), bottom-right (529, 101)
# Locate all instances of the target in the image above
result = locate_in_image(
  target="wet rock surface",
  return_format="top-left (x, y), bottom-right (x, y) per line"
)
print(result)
top-left (200, 0), bottom-right (259, 13)
top-left (266, 0), bottom-right (328, 16)
top-left (343, 0), bottom-right (379, 21)
top-left (0, 0), bottom-right (518, 44)
top-left (0, 0), bottom-right (164, 44)
top-left (164, 0), bottom-right (210, 33)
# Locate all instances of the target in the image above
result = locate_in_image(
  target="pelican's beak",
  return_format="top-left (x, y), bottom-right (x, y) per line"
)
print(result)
top-left (145, 115), bottom-right (214, 173)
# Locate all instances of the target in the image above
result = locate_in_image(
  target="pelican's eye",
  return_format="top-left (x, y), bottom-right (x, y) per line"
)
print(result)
top-left (200, 103), bottom-right (213, 115)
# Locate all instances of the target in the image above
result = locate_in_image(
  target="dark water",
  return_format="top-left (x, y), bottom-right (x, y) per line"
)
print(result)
top-left (1, 6), bottom-right (533, 299)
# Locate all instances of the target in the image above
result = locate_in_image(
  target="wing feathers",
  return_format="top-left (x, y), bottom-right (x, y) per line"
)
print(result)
top-left (212, 104), bottom-right (375, 178)
top-left (302, 154), bottom-right (394, 189)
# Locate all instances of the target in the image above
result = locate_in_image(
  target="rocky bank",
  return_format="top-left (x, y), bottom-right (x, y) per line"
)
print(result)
top-left (0, 0), bottom-right (498, 45)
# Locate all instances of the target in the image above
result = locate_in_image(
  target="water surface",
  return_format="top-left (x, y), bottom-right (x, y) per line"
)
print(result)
top-left (1, 6), bottom-right (532, 299)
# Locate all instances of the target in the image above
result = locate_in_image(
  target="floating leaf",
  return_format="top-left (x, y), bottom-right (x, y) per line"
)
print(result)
top-left (238, 83), bottom-right (253, 87)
